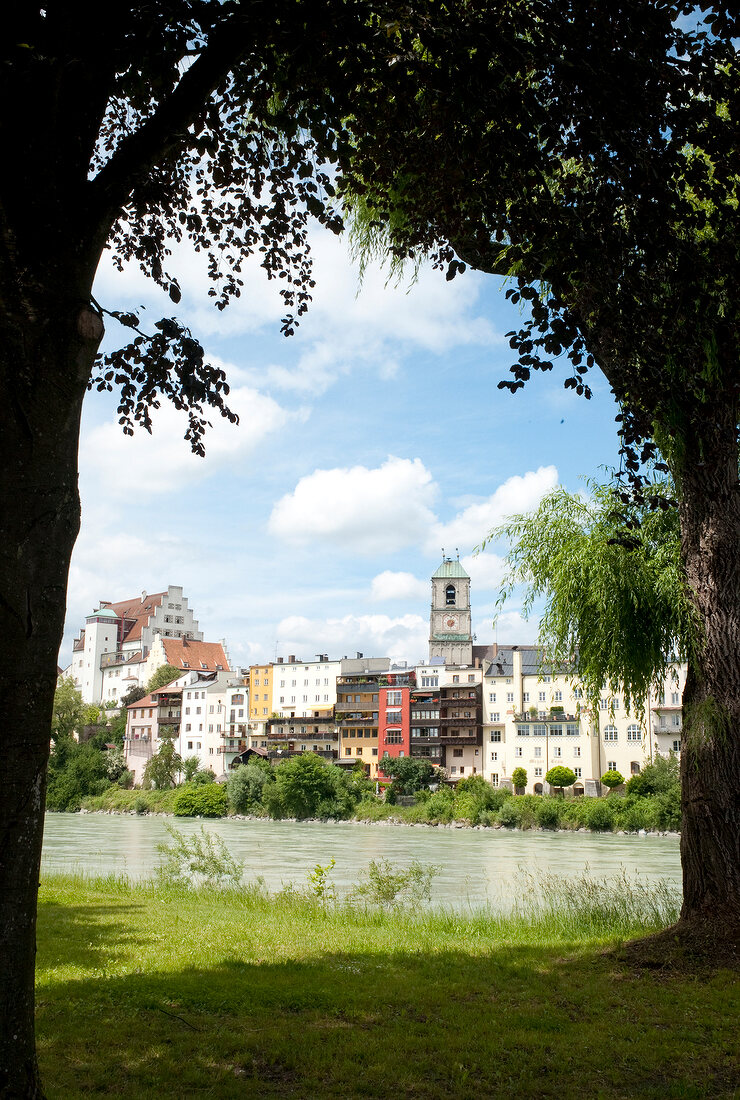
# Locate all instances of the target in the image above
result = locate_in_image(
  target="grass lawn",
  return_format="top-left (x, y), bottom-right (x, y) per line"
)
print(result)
top-left (37, 874), bottom-right (739, 1099)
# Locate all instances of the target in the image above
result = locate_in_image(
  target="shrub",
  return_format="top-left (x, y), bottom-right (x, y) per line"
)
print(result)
top-left (157, 825), bottom-right (242, 888)
top-left (535, 798), bottom-right (562, 830)
top-left (626, 754), bottom-right (680, 798)
top-left (350, 858), bottom-right (439, 907)
top-left (601, 769), bottom-right (625, 789)
top-left (173, 783), bottom-right (228, 818)
top-left (584, 798), bottom-right (616, 832)
top-left (227, 763), bottom-right (273, 814)
top-left (425, 787), bottom-right (456, 823)
top-left (545, 766), bottom-right (576, 792)
top-left (511, 767), bottom-right (527, 792)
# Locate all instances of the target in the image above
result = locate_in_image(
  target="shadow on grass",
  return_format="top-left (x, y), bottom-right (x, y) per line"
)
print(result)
top-left (37, 899), bottom-right (148, 975)
top-left (36, 943), bottom-right (740, 1100)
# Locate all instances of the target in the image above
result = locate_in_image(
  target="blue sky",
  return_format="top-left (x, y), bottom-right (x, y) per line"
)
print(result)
top-left (61, 225), bottom-right (621, 669)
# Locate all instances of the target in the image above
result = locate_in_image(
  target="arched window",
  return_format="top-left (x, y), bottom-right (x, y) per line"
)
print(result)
top-left (626, 724), bottom-right (642, 742)
top-left (445, 584), bottom-right (456, 606)
top-left (603, 725), bottom-right (618, 741)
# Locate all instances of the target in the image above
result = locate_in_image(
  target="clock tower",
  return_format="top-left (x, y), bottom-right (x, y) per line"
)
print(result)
top-left (429, 556), bottom-right (473, 665)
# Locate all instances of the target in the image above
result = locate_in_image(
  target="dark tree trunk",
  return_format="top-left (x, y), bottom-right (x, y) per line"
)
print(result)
top-left (0, 260), bottom-right (102, 1097)
top-left (677, 404), bottom-right (740, 938)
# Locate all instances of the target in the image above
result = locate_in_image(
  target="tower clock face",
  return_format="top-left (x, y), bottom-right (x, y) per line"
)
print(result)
top-left (444, 614), bottom-right (459, 631)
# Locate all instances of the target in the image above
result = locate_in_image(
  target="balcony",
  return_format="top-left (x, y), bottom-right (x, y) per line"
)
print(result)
top-left (158, 715), bottom-right (180, 727)
top-left (439, 732), bottom-right (480, 745)
top-left (335, 715), bottom-right (378, 725)
top-left (513, 712), bottom-right (580, 723)
top-left (268, 730), bottom-right (338, 742)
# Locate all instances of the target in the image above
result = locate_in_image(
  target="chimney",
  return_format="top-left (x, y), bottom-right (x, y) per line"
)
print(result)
top-left (277, 657), bottom-right (283, 664)
top-left (288, 655), bottom-right (295, 663)
top-left (356, 651), bottom-right (363, 659)
top-left (142, 590), bottom-right (147, 601)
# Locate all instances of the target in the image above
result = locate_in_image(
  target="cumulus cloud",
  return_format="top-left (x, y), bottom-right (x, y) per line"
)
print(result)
top-left (461, 552), bottom-right (507, 593)
top-left (276, 613), bottom-right (428, 665)
top-left (268, 456), bottom-right (438, 554)
top-left (370, 571), bottom-right (429, 602)
top-left (428, 466), bottom-right (559, 556)
top-left (81, 381), bottom-right (303, 498)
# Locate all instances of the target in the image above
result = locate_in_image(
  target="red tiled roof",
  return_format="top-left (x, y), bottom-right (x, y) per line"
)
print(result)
top-left (127, 693), bottom-right (156, 710)
top-left (106, 591), bottom-right (167, 644)
top-left (126, 684), bottom-right (182, 710)
top-left (161, 637), bottom-right (230, 672)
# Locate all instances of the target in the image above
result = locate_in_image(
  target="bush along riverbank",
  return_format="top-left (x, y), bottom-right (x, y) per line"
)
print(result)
top-left (77, 753), bottom-right (681, 834)
top-left (35, 835), bottom-right (736, 1100)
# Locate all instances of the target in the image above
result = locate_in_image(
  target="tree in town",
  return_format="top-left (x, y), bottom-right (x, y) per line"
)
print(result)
top-left (146, 664), bottom-right (184, 693)
top-left (0, 5), bottom-right (397, 1089)
top-left (490, 480), bottom-right (691, 717)
top-left (270, 753), bottom-right (343, 820)
top-left (227, 762), bottom-right (274, 814)
top-left (143, 739), bottom-right (183, 791)
top-left (50, 677), bottom-right (86, 743)
top-left (378, 756), bottom-right (445, 798)
top-left (545, 767), bottom-right (577, 797)
top-left (120, 684), bottom-right (148, 709)
top-left (601, 770), bottom-right (626, 791)
top-left (329, 2), bottom-right (740, 944)
top-left (511, 768), bottom-right (528, 795)
top-left (46, 738), bottom-right (112, 811)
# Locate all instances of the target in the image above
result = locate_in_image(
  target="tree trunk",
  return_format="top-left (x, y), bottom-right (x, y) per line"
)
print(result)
top-left (0, 274), bottom-right (102, 1097)
top-left (677, 406), bottom-right (740, 938)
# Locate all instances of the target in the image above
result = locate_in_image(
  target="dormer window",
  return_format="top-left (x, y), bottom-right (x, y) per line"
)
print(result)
top-left (445, 584), bottom-right (456, 606)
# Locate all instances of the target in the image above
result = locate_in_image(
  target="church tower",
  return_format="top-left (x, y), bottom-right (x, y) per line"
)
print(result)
top-left (429, 556), bottom-right (473, 665)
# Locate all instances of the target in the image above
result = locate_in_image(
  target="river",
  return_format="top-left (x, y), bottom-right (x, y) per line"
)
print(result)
top-left (42, 813), bottom-right (681, 910)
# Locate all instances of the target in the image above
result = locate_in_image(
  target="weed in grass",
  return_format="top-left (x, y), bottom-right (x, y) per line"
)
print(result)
top-left (349, 858), bottom-right (440, 908)
top-left (156, 824), bottom-right (243, 888)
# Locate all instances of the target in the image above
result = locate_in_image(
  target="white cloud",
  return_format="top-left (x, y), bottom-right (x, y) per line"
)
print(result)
top-left (81, 382), bottom-right (302, 498)
top-left (370, 571), bottom-right (429, 602)
top-left (276, 613), bottom-right (428, 665)
top-left (428, 466), bottom-right (559, 556)
top-left (494, 610), bottom-right (540, 646)
top-left (461, 552), bottom-right (507, 593)
top-left (268, 456), bottom-right (438, 554)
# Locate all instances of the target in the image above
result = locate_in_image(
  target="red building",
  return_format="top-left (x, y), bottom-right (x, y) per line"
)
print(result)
top-left (378, 665), bottom-right (415, 781)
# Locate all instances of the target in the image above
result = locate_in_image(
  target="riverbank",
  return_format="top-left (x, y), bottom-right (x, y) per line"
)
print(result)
top-left (78, 785), bottom-right (680, 835)
top-left (37, 872), bottom-right (738, 1098)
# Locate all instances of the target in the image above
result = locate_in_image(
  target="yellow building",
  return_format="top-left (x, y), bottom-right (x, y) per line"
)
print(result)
top-left (248, 664), bottom-right (273, 727)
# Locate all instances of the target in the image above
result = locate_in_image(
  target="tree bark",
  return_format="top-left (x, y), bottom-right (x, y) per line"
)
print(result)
top-left (0, 265), bottom-right (102, 1097)
top-left (677, 404), bottom-right (740, 937)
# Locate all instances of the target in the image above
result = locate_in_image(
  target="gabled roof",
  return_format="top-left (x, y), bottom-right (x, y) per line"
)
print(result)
top-left (161, 637), bottom-right (230, 672)
top-left (105, 591), bottom-right (167, 643)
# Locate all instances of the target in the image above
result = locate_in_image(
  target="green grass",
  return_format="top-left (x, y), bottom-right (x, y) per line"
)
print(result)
top-left (36, 873), bottom-right (739, 1098)
top-left (81, 788), bottom-right (179, 813)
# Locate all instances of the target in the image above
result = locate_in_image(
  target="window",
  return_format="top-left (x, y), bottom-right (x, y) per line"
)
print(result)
top-left (387, 691), bottom-right (402, 706)
top-left (490, 712), bottom-right (500, 722)
top-left (534, 746), bottom-right (542, 758)
top-left (523, 692), bottom-right (530, 702)
top-left (607, 760), bottom-right (617, 771)
top-left (672, 714), bottom-right (681, 727)
top-left (671, 692), bottom-right (680, 705)
top-left (574, 767), bottom-right (582, 778)
top-left (515, 746), bottom-right (523, 757)
top-left (603, 725), bottom-right (618, 741)
top-left (185, 723), bottom-right (191, 732)
top-left (553, 746), bottom-right (561, 758)
top-left (445, 584), bottom-right (456, 605)
top-left (566, 724), bottom-right (579, 736)
top-left (631, 761), bottom-right (641, 774)
top-left (187, 741), bottom-right (193, 750)
top-left (517, 724), bottom-right (530, 736)
top-left (490, 752), bottom-right (498, 761)
top-left (554, 690), bottom-right (562, 701)
top-left (574, 688), bottom-right (583, 699)
top-left (627, 724), bottom-right (642, 742)
top-left (506, 692), bottom-right (514, 703)
top-left (453, 675), bottom-right (460, 684)
top-left (533, 724), bottom-right (546, 737)
top-left (468, 674), bottom-right (475, 683)
top-left (539, 691), bottom-right (546, 702)
top-left (386, 709), bottom-right (403, 725)
top-left (673, 739), bottom-right (681, 752)
top-left (534, 767), bottom-right (542, 777)
top-left (574, 746), bottom-right (581, 757)
top-left (453, 748), bottom-right (463, 758)
top-left (385, 730), bottom-right (402, 744)
top-left (490, 731), bottom-right (501, 743)
top-left (490, 773), bottom-right (499, 787)
top-left (489, 693), bottom-right (496, 702)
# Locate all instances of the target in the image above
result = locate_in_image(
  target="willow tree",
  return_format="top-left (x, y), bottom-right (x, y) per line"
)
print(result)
top-left (322, 2), bottom-right (740, 942)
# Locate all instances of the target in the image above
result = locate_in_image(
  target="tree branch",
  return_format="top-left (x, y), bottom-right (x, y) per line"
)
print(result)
top-left (89, 13), bottom-right (260, 222)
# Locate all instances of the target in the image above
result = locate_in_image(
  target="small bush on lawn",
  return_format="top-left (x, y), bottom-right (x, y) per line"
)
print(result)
top-left (173, 783), bottom-right (228, 818)
top-left (584, 798), bottom-right (616, 832)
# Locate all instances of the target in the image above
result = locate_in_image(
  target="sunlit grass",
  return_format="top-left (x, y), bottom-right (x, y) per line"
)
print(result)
top-left (35, 869), bottom-right (738, 1098)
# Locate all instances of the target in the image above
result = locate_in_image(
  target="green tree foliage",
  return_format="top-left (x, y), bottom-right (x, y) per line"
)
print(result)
top-left (172, 783), bottom-right (228, 818)
top-left (146, 665), bottom-right (183, 693)
top-left (51, 677), bottom-right (85, 742)
top-left (490, 481), bottom-right (692, 716)
top-left (120, 684), bottom-right (147, 709)
top-left (545, 767), bottom-right (577, 793)
top-left (601, 770), bottom-right (626, 790)
top-left (379, 756), bottom-right (445, 798)
top-left (46, 738), bottom-right (111, 811)
top-left (267, 754), bottom-right (368, 820)
top-left (511, 767), bottom-right (528, 792)
top-left (227, 761), bottom-right (274, 814)
top-left (143, 740), bottom-right (183, 790)
top-left (626, 755), bottom-right (681, 800)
